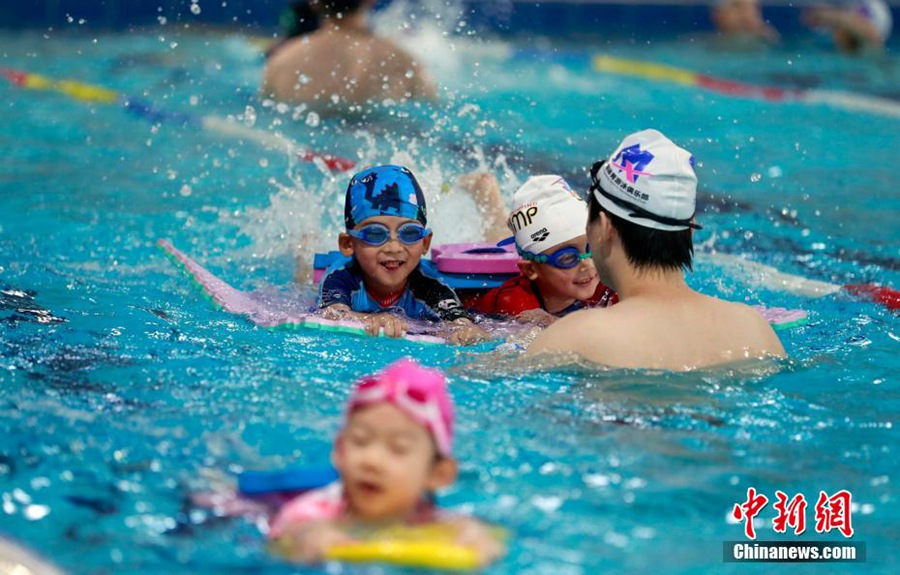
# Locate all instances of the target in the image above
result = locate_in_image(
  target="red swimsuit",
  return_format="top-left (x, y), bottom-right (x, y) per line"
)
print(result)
top-left (464, 274), bottom-right (617, 317)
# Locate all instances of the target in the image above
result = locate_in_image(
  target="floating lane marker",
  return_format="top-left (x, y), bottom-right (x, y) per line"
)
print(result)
top-left (0, 67), bottom-right (356, 172)
top-left (593, 55), bottom-right (900, 119)
top-left (702, 251), bottom-right (900, 311)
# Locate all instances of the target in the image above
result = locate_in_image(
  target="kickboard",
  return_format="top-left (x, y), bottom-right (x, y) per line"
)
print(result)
top-left (158, 239), bottom-right (446, 344)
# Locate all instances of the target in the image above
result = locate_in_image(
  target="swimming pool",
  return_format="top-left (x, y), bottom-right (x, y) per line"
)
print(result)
top-left (1, 12), bottom-right (898, 575)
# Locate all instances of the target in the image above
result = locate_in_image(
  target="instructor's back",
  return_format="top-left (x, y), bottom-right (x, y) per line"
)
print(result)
top-left (527, 130), bottom-right (785, 370)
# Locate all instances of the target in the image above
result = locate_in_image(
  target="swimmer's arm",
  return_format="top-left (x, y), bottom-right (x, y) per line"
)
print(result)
top-left (441, 317), bottom-right (492, 346)
top-left (293, 235), bottom-right (313, 285)
top-left (515, 308), bottom-right (557, 327)
top-left (413, 66), bottom-right (439, 101)
top-left (458, 171), bottom-right (507, 244)
top-left (446, 516), bottom-right (507, 567)
top-left (268, 519), bottom-right (353, 564)
top-left (403, 51), bottom-right (438, 101)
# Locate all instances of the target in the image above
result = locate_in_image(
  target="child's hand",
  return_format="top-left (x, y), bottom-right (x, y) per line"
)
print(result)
top-left (269, 520), bottom-right (353, 563)
top-left (451, 517), bottom-right (506, 567)
top-left (515, 308), bottom-right (557, 328)
top-left (322, 306), bottom-right (409, 338)
top-left (361, 313), bottom-right (410, 338)
top-left (443, 318), bottom-right (492, 346)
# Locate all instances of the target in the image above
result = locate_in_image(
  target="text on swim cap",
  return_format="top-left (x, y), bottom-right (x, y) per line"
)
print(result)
top-left (507, 205), bottom-right (538, 233)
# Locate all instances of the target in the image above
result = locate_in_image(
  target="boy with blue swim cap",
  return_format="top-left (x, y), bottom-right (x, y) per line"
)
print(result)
top-left (319, 165), bottom-right (489, 345)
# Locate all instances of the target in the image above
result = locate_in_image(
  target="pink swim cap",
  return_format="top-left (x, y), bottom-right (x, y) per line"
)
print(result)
top-left (346, 358), bottom-right (455, 457)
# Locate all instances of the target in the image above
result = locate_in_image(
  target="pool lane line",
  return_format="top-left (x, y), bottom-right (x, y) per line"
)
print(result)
top-left (701, 250), bottom-right (900, 311)
top-left (0, 67), bottom-right (356, 173)
top-left (593, 55), bottom-right (900, 120)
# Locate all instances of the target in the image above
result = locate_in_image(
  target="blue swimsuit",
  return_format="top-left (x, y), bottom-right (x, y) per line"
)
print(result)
top-left (318, 257), bottom-right (470, 322)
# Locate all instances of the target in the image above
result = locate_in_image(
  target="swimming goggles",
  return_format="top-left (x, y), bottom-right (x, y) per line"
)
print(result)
top-left (349, 376), bottom-right (451, 457)
top-left (346, 223), bottom-right (431, 247)
top-left (518, 244), bottom-right (592, 269)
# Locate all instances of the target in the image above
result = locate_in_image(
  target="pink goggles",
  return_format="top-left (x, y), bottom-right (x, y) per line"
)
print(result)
top-left (346, 358), bottom-right (454, 457)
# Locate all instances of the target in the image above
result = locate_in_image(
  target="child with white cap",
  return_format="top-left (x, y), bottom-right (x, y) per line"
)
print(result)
top-left (465, 175), bottom-right (616, 326)
top-left (528, 129), bottom-right (785, 370)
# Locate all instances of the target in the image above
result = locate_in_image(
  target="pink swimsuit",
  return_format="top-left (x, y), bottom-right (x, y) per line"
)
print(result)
top-left (268, 482), bottom-right (346, 538)
top-left (268, 481), bottom-right (445, 538)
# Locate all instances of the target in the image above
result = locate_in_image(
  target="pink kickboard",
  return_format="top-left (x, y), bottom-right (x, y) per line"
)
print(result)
top-left (430, 243), bottom-right (520, 274)
top-left (753, 305), bottom-right (808, 327)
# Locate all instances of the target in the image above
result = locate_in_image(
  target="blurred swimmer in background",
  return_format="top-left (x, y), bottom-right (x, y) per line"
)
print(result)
top-left (802, 0), bottom-right (893, 53)
top-left (710, 0), bottom-right (780, 43)
top-left (262, 0), bottom-right (437, 111)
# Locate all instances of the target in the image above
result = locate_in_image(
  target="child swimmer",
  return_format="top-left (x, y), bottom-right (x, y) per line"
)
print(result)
top-left (466, 175), bottom-right (617, 326)
top-left (267, 358), bottom-right (505, 566)
top-left (318, 165), bottom-right (490, 345)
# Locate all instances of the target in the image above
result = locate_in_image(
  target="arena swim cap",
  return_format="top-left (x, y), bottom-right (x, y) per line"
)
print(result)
top-left (498, 175), bottom-right (588, 254)
top-left (344, 165), bottom-right (428, 230)
top-left (345, 358), bottom-right (454, 457)
top-left (591, 129), bottom-right (701, 232)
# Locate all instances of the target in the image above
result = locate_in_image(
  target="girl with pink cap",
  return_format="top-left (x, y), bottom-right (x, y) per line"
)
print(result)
top-left (267, 358), bottom-right (504, 566)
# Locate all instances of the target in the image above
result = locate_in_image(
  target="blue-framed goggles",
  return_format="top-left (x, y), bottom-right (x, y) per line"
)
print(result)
top-left (518, 244), bottom-right (592, 269)
top-left (346, 222), bottom-right (431, 246)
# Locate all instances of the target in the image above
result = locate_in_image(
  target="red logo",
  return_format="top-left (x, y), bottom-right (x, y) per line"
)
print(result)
top-left (733, 488), bottom-right (854, 539)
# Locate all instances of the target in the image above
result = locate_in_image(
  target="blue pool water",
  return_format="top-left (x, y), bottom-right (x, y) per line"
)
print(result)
top-left (1, 15), bottom-right (899, 575)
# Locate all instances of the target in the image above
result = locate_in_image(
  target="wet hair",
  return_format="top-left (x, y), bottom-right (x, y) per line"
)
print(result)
top-left (588, 192), bottom-right (694, 272)
top-left (314, 0), bottom-right (367, 17)
top-left (280, 1), bottom-right (321, 38)
top-left (266, 0), bottom-right (368, 59)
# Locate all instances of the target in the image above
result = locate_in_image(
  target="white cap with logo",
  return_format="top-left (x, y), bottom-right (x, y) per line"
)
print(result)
top-left (591, 129), bottom-right (701, 232)
top-left (499, 175), bottom-right (588, 254)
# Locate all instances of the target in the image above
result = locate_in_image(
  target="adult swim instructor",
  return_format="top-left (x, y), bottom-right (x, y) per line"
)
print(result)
top-left (527, 129), bottom-right (785, 370)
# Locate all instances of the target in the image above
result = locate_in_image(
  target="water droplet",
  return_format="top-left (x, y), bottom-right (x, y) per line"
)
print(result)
top-left (243, 106), bottom-right (257, 126)
top-left (25, 504), bottom-right (50, 520)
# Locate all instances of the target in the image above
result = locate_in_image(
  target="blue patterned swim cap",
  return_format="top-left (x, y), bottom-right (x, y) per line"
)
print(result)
top-left (344, 165), bottom-right (428, 229)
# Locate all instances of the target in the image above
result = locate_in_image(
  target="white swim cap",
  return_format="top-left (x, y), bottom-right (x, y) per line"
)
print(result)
top-left (591, 129), bottom-right (700, 232)
top-left (854, 0), bottom-right (893, 41)
top-left (500, 175), bottom-right (587, 254)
